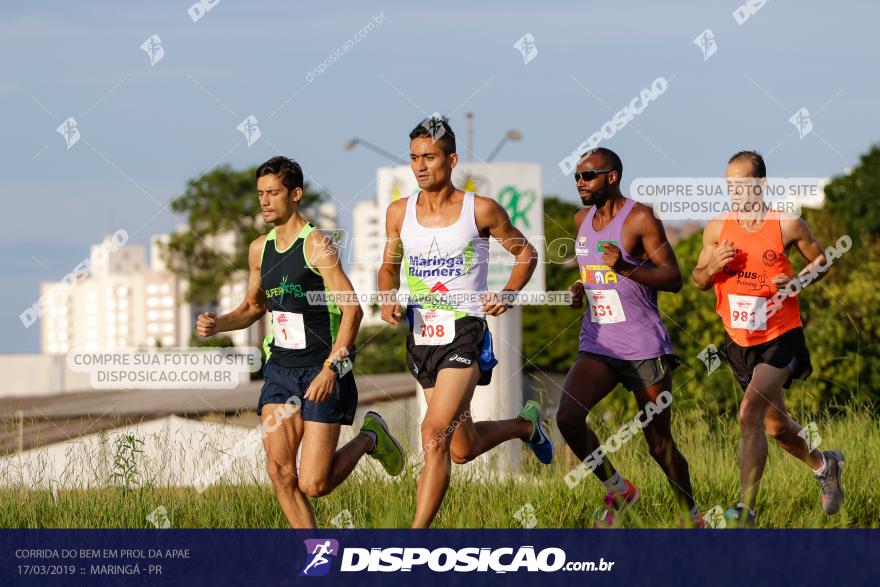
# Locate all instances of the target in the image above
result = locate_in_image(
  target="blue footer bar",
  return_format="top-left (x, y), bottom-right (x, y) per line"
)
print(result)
top-left (2, 529), bottom-right (878, 586)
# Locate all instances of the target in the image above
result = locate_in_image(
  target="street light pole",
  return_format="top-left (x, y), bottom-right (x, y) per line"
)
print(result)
top-left (343, 137), bottom-right (402, 164)
top-left (487, 130), bottom-right (523, 162)
top-left (466, 112), bottom-right (474, 162)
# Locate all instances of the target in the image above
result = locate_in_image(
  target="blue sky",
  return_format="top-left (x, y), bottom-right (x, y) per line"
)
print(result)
top-left (2, 0), bottom-right (878, 353)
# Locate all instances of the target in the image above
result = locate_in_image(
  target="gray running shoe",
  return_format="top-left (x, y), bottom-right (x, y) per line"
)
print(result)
top-left (816, 450), bottom-right (845, 514)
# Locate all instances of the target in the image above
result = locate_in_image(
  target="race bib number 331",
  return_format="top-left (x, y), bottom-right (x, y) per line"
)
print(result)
top-left (586, 290), bottom-right (626, 324)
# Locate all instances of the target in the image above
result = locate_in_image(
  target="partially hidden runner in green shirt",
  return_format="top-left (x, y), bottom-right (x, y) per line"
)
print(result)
top-left (197, 156), bottom-right (403, 528)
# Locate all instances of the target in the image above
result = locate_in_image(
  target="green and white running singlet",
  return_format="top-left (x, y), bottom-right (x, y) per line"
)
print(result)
top-left (400, 192), bottom-right (489, 345)
top-left (260, 223), bottom-right (341, 367)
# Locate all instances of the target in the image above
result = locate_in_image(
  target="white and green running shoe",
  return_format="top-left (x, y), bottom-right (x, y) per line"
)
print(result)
top-left (519, 400), bottom-right (553, 464)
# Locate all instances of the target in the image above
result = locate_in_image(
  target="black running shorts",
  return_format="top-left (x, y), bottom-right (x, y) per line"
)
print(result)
top-left (577, 351), bottom-right (680, 391)
top-left (721, 326), bottom-right (813, 391)
top-left (405, 316), bottom-right (492, 389)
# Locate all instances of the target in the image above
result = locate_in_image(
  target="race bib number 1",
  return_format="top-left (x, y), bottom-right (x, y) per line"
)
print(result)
top-left (585, 290), bottom-right (626, 324)
top-left (728, 294), bottom-right (767, 331)
top-left (272, 311), bottom-right (307, 349)
top-left (413, 308), bottom-right (455, 345)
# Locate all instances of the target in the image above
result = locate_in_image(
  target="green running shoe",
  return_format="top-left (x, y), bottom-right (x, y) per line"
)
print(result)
top-left (361, 411), bottom-right (404, 476)
top-left (519, 400), bottom-right (553, 464)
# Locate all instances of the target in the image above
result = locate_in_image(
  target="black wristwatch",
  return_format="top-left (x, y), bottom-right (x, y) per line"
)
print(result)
top-left (324, 356), bottom-right (352, 378)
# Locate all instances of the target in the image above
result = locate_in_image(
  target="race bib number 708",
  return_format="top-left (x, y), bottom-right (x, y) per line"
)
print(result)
top-left (412, 308), bottom-right (455, 345)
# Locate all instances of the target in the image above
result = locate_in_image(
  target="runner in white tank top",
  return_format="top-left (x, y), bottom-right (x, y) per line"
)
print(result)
top-left (400, 190), bottom-right (489, 319)
top-left (378, 115), bottom-right (553, 528)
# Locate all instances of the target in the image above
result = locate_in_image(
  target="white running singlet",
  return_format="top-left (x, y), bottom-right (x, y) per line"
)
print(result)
top-left (399, 191), bottom-right (489, 319)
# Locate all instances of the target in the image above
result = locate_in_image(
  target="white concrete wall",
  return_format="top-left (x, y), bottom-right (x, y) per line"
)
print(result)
top-left (0, 352), bottom-right (252, 398)
top-left (0, 354), bottom-right (92, 397)
top-left (417, 307), bottom-right (525, 474)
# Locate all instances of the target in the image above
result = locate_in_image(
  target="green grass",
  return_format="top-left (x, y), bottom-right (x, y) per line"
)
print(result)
top-left (2, 409), bottom-right (877, 529)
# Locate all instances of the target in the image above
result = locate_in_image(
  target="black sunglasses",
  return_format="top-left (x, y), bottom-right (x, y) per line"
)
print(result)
top-left (573, 170), bottom-right (612, 182)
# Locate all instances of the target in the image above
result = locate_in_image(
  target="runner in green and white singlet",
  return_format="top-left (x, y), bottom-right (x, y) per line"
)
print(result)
top-left (197, 156), bottom-right (403, 528)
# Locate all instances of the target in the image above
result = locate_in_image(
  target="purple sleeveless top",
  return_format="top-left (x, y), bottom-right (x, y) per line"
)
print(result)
top-left (576, 198), bottom-right (673, 360)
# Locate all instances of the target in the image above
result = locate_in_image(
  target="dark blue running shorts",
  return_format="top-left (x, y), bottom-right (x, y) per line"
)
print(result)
top-left (257, 361), bottom-right (357, 425)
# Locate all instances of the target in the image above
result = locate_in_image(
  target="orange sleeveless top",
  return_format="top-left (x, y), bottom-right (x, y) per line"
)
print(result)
top-left (714, 211), bottom-right (802, 346)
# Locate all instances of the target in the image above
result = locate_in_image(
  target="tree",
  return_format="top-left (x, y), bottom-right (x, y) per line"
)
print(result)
top-left (541, 196), bottom-right (581, 290)
top-left (522, 196), bottom-right (582, 374)
top-left (659, 231), bottom-right (742, 415)
top-left (352, 324), bottom-right (409, 375)
top-left (822, 143), bottom-right (880, 241)
top-left (161, 165), bottom-right (325, 305)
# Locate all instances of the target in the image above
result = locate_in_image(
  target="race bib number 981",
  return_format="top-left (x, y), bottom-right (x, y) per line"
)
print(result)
top-left (728, 294), bottom-right (767, 331)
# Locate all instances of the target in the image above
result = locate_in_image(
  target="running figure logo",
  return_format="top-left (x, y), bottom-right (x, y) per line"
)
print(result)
top-left (798, 422), bottom-right (823, 452)
top-left (693, 29), bottom-right (717, 61)
top-left (237, 115), bottom-right (261, 147)
top-left (421, 113), bottom-right (447, 142)
top-left (513, 33), bottom-right (538, 64)
top-left (704, 505), bottom-right (727, 529)
top-left (789, 107), bottom-right (813, 139)
top-left (140, 34), bottom-right (165, 66)
top-left (300, 539), bottom-right (339, 577)
top-left (697, 344), bottom-right (722, 375)
top-left (56, 117), bottom-right (80, 149)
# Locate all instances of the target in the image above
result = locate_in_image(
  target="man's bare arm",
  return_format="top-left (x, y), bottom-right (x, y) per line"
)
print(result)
top-left (568, 209), bottom-right (589, 308)
top-left (377, 199), bottom-right (407, 324)
top-left (480, 197), bottom-right (537, 291)
top-left (776, 217), bottom-right (830, 289)
top-left (306, 229), bottom-right (363, 359)
top-left (691, 220), bottom-right (730, 291)
top-left (607, 206), bottom-right (682, 292)
top-left (477, 197), bottom-right (537, 316)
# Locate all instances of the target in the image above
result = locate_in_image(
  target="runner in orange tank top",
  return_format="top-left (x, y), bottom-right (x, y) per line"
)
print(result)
top-left (714, 208), bottom-right (803, 347)
top-left (692, 150), bottom-right (845, 526)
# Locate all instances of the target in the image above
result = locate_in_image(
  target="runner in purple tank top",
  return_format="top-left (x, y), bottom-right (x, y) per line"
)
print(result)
top-left (557, 148), bottom-right (703, 528)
